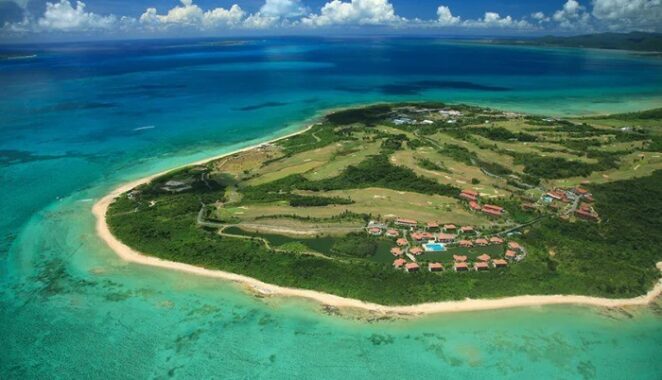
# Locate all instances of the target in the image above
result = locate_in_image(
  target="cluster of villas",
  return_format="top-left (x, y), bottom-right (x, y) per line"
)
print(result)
top-left (458, 189), bottom-right (505, 217)
top-left (542, 186), bottom-right (600, 222)
top-left (365, 218), bottom-right (526, 273)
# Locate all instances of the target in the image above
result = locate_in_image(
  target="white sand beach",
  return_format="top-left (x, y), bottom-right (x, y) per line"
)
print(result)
top-left (92, 126), bottom-right (662, 316)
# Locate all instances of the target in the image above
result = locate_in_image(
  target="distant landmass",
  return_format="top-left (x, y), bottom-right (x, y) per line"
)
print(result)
top-left (485, 32), bottom-right (662, 53)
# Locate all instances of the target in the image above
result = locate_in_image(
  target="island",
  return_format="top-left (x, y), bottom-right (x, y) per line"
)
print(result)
top-left (95, 103), bottom-right (662, 312)
top-left (480, 31), bottom-right (662, 53)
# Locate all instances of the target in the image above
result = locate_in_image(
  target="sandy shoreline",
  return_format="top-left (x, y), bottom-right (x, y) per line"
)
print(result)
top-left (92, 124), bottom-right (662, 316)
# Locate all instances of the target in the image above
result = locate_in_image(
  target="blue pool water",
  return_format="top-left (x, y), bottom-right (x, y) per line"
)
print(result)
top-left (424, 243), bottom-right (447, 252)
top-left (1, 37), bottom-right (661, 379)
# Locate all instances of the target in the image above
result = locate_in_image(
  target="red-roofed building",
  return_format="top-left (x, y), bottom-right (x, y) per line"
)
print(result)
top-left (477, 254), bottom-right (491, 262)
top-left (437, 233), bottom-right (456, 243)
top-left (508, 241), bottom-right (522, 251)
top-left (395, 218), bottom-right (418, 228)
top-left (453, 255), bottom-right (467, 262)
top-left (427, 221), bottom-right (440, 230)
top-left (393, 258), bottom-right (406, 268)
top-left (493, 259), bottom-right (508, 268)
top-left (428, 262), bottom-right (444, 272)
top-left (489, 237), bottom-right (504, 245)
top-left (460, 189), bottom-right (479, 201)
top-left (385, 229), bottom-right (399, 238)
top-left (474, 238), bottom-right (489, 246)
top-left (421, 232), bottom-right (435, 240)
top-left (411, 232), bottom-right (424, 241)
top-left (469, 201), bottom-right (481, 211)
top-left (483, 204), bottom-right (504, 213)
top-left (396, 238), bottom-right (408, 246)
top-left (576, 209), bottom-right (598, 221)
top-left (405, 262), bottom-right (420, 272)
top-left (368, 227), bottom-right (382, 236)
top-left (460, 226), bottom-right (474, 234)
top-left (522, 203), bottom-right (537, 211)
top-left (474, 262), bottom-right (489, 271)
top-left (458, 240), bottom-right (473, 248)
top-left (443, 224), bottom-right (457, 232)
top-left (390, 247), bottom-right (403, 256)
top-left (482, 208), bottom-right (502, 217)
top-left (454, 262), bottom-right (469, 272)
top-left (574, 187), bottom-right (589, 196)
top-left (481, 204), bottom-right (504, 217)
top-left (505, 250), bottom-right (517, 259)
top-left (409, 247), bottom-right (423, 255)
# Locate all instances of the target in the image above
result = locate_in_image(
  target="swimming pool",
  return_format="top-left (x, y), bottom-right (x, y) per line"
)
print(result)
top-left (423, 243), bottom-right (446, 252)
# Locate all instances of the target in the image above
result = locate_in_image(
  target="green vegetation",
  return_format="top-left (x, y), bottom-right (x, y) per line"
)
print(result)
top-left (107, 103), bottom-right (662, 305)
top-left (301, 154), bottom-right (458, 196)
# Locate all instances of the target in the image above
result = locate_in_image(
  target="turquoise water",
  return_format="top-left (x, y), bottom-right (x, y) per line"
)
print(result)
top-left (1, 37), bottom-right (662, 378)
top-left (424, 243), bottom-right (446, 252)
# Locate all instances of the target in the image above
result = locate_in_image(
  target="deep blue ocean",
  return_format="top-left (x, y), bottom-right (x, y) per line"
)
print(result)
top-left (1, 37), bottom-right (661, 379)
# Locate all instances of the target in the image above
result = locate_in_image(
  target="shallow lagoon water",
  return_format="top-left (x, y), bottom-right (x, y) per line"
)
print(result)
top-left (1, 37), bottom-right (661, 378)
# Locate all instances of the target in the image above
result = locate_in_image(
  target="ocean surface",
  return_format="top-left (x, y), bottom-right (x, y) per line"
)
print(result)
top-left (1, 37), bottom-right (661, 379)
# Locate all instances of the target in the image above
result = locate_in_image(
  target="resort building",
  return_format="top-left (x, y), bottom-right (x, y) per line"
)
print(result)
top-left (460, 226), bottom-right (474, 234)
top-left (489, 237), bottom-right (504, 245)
top-left (409, 247), bottom-right (424, 255)
top-left (428, 262), bottom-right (444, 272)
top-left (505, 250), bottom-right (517, 260)
top-left (460, 189), bottom-right (479, 201)
top-left (454, 262), bottom-right (469, 272)
top-left (443, 224), bottom-right (457, 232)
top-left (522, 203), bottom-right (537, 211)
top-left (477, 254), bottom-right (491, 262)
top-left (576, 209), bottom-right (599, 221)
top-left (573, 187), bottom-right (590, 197)
top-left (458, 240), bottom-right (473, 248)
top-left (474, 238), bottom-right (489, 246)
top-left (481, 204), bottom-right (504, 217)
top-left (368, 227), bottom-right (382, 236)
top-left (469, 201), bottom-right (481, 211)
top-left (405, 263), bottom-right (420, 273)
top-left (427, 221), bottom-right (440, 230)
top-left (410, 232), bottom-right (424, 242)
top-left (395, 218), bottom-right (418, 228)
top-left (437, 233), bottom-right (456, 243)
top-left (393, 258), bottom-right (406, 268)
top-left (508, 241), bottom-right (522, 252)
top-left (385, 229), bottom-right (399, 238)
top-left (390, 247), bottom-right (403, 256)
top-left (396, 238), bottom-right (408, 247)
top-left (421, 232), bottom-right (435, 240)
top-left (493, 259), bottom-right (508, 268)
top-left (453, 255), bottom-right (468, 262)
top-left (474, 262), bottom-right (489, 271)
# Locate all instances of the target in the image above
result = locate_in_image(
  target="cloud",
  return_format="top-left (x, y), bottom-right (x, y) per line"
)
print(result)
top-left (259, 0), bottom-right (308, 18)
top-left (436, 5), bottom-right (460, 26)
top-left (38, 0), bottom-right (118, 31)
top-left (302, 0), bottom-right (403, 27)
top-left (463, 11), bottom-right (532, 29)
top-left (242, 0), bottom-right (308, 28)
top-left (139, 0), bottom-right (246, 29)
top-left (552, 0), bottom-right (591, 29)
top-left (4, 0), bottom-right (662, 36)
top-left (530, 11), bottom-right (550, 23)
top-left (592, 0), bottom-right (662, 31)
top-left (433, 5), bottom-right (531, 29)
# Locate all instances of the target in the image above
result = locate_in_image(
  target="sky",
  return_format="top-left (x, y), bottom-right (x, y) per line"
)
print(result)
top-left (1, 0), bottom-right (661, 41)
